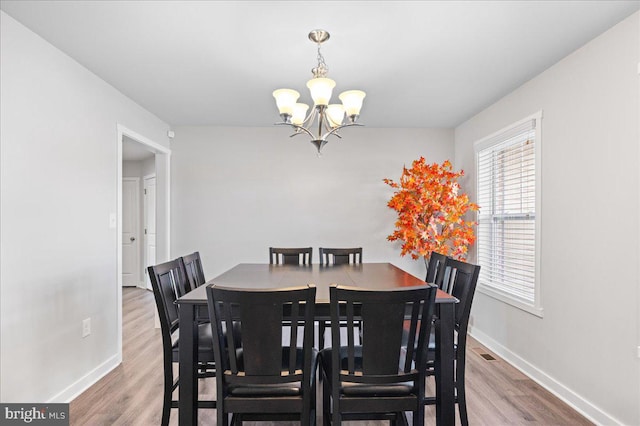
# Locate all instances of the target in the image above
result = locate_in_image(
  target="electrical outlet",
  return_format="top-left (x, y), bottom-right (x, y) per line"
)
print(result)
top-left (637, 346), bottom-right (640, 359)
top-left (82, 318), bottom-right (91, 338)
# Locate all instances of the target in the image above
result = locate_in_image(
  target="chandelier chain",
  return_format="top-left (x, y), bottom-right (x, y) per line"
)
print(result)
top-left (312, 43), bottom-right (328, 78)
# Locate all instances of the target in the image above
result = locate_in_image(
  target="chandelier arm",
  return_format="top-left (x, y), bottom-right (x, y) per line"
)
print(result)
top-left (321, 113), bottom-right (335, 135)
top-left (321, 122), bottom-right (363, 141)
top-left (302, 107), bottom-right (318, 127)
top-left (274, 122), bottom-right (315, 139)
top-left (289, 124), bottom-right (315, 139)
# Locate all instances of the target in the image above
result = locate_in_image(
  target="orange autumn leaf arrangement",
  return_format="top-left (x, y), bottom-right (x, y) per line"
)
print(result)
top-left (383, 157), bottom-right (479, 269)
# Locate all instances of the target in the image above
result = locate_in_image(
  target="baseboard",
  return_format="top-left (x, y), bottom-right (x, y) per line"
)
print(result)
top-left (47, 353), bottom-right (121, 403)
top-left (468, 327), bottom-right (622, 426)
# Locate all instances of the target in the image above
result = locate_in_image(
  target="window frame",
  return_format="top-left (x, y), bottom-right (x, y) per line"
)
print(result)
top-left (474, 111), bottom-right (543, 317)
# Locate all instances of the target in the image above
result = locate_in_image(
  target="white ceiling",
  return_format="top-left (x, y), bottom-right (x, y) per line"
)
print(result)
top-left (1, 1), bottom-right (638, 128)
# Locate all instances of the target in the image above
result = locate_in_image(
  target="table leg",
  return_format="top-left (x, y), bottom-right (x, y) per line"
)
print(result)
top-left (178, 303), bottom-right (198, 425)
top-left (435, 303), bottom-right (455, 426)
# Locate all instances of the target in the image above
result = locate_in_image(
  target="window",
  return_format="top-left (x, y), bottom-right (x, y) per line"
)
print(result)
top-left (474, 112), bottom-right (542, 317)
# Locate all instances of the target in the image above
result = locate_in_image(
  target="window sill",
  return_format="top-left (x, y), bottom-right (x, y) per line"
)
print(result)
top-left (477, 284), bottom-right (544, 318)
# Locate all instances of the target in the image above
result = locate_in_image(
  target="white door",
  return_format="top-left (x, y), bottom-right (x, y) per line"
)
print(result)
top-left (144, 175), bottom-right (157, 290)
top-left (122, 178), bottom-right (140, 287)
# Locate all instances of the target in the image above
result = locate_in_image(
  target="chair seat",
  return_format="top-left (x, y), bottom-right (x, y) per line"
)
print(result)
top-left (341, 382), bottom-right (413, 397)
top-left (320, 347), bottom-right (414, 397)
top-left (229, 383), bottom-right (303, 397)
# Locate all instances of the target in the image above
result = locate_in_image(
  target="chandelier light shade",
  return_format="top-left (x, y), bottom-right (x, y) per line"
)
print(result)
top-left (273, 89), bottom-right (300, 116)
top-left (272, 29), bottom-right (366, 155)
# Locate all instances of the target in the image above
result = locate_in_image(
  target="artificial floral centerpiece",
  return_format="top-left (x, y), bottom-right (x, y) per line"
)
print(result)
top-left (383, 157), bottom-right (479, 269)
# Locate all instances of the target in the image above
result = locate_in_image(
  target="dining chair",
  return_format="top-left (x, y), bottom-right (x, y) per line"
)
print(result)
top-left (180, 251), bottom-right (211, 325)
top-left (319, 247), bottom-right (362, 265)
top-left (425, 251), bottom-right (448, 289)
top-left (269, 247), bottom-right (313, 265)
top-left (155, 256), bottom-right (191, 297)
top-left (321, 284), bottom-right (437, 426)
top-left (148, 260), bottom-right (216, 426)
top-left (180, 251), bottom-right (206, 291)
top-left (317, 247), bottom-right (363, 349)
top-left (424, 258), bottom-right (481, 426)
top-left (206, 284), bottom-right (318, 426)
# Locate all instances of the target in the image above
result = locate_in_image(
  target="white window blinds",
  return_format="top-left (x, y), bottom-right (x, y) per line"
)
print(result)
top-left (475, 112), bottom-right (541, 314)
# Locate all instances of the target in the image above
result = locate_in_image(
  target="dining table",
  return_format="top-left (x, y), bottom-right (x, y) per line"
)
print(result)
top-left (176, 262), bottom-right (458, 426)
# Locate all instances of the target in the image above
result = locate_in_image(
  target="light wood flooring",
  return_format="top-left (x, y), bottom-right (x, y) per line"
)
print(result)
top-left (69, 288), bottom-right (593, 425)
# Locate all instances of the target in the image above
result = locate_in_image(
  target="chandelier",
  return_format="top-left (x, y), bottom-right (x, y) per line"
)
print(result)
top-left (272, 29), bottom-right (366, 155)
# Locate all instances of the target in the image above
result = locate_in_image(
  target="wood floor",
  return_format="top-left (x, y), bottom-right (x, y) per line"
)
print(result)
top-left (70, 288), bottom-right (593, 425)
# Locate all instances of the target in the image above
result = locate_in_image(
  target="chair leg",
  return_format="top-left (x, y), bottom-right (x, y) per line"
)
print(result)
top-left (302, 408), bottom-right (311, 426)
top-left (391, 412), bottom-right (409, 426)
top-left (219, 408), bottom-right (229, 426)
top-left (302, 386), bottom-right (313, 426)
top-left (161, 358), bottom-right (172, 426)
top-left (332, 410), bottom-right (341, 426)
top-left (322, 372), bottom-right (331, 426)
top-left (457, 353), bottom-right (469, 426)
top-left (413, 407), bottom-right (423, 426)
top-left (311, 373), bottom-right (317, 425)
top-left (331, 370), bottom-right (342, 426)
top-left (457, 390), bottom-right (469, 425)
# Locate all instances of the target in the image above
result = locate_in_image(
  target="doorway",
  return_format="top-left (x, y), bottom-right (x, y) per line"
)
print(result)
top-left (117, 124), bottom-right (171, 361)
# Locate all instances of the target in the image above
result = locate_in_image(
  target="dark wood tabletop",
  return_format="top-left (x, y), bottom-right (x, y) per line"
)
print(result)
top-left (178, 262), bottom-right (457, 306)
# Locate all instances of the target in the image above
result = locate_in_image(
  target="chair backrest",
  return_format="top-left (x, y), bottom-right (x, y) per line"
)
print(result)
top-left (181, 251), bottom-right (206, 291)
top-left (440, 258), bottom-right (481, 335)
top-left (425, 251), bottom-right (448, 289)
top-left (148, 260), bottom-right (185, 344)
top-left (269, 247), bottom-right (313, 265)
top-left (329, 284), bottom-right (436, 384)
top-left (319, 247), bottom-right (362, 265)
top-left (206, 284), bottom-right (316, 387)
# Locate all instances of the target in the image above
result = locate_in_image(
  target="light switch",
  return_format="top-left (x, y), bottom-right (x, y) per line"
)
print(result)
top-left (109, 213), bottom-right (117, 229)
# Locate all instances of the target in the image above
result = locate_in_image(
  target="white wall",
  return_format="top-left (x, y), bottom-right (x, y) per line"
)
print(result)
top-left (454, 12), bottom-right (640, 425)
top-left (0, 11), bottom-right (170, 402)
top-left (123, 159), bottom-right (142, 178)
top-left (123, 157), bottom-right (155, 179)
top-left (170, 126), bottom-right (454, 281)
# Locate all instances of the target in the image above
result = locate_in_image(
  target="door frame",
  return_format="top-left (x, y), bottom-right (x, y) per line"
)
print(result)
top-left (117, 124), bottom-right (171, 362)
top-left (122, 176), bottom-right (141, 287)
